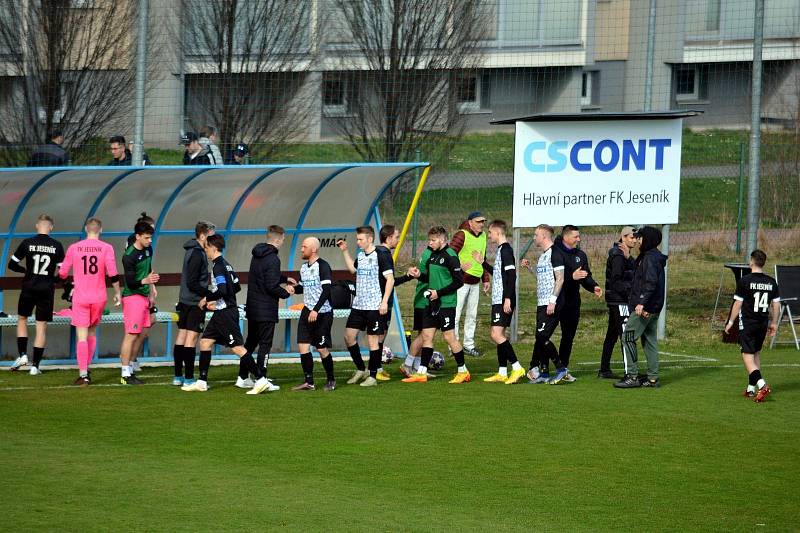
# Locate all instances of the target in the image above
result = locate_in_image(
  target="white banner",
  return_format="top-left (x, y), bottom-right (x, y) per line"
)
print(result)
top-left (512, 119), bottom-right (682, 227)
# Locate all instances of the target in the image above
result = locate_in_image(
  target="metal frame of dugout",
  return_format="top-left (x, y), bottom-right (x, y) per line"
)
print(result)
top-left (0, 163), bottom-right (431, 367)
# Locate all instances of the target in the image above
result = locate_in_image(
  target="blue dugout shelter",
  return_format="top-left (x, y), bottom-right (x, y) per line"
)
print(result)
top-left (0, 163), bottom-right (429, 365)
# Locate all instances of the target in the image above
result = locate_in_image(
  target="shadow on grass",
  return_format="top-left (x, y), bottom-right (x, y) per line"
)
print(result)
top-left (663, 364), bottom-right (723, 385)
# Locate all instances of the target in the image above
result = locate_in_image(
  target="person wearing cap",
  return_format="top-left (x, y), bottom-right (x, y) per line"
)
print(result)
top-left (449, 211), bottom-right (490, 357)
top-left (615, 226), bottom-right (668, 389)
top-left (181, 132), bottom-right (215, 165)
top-left (230, 143), bottom-right (249, 165)
top-left (598, 226), bottom-right (638, 379)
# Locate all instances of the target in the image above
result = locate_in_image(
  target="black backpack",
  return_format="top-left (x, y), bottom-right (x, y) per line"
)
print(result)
top-left (330, 280), bottom-right (355, 309)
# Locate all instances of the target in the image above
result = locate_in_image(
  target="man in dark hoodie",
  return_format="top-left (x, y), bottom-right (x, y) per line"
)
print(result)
top-left (615, 226), bottom-right (668, 389)
top-left (182, 132), bottom-right (215, 165)
top-left (551, 225), bottom-right (602, 384)
top-left (28, 130), bottom-right (69, 167)
top-left (173, 221), bottom-right (215, 386)
top-left (598, 226), bottom-right (638, 379)
top-left (235, 225), bottom-right (295, 391)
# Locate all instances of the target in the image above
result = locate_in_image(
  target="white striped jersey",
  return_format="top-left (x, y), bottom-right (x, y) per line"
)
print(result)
top-left (300, 258), bottom-right (332, 313)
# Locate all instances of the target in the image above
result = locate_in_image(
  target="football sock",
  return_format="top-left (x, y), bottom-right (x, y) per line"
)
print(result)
top-left (496, 343), bottom-right (507, 370)
top-left (237, 354), bottom-right (250, 380)
top-left (77, 341), bottom-right (89, 376)
top-left (321, 354), bottom-right (335, 381)
top-left (453, 349), bottom-right (465, 368)
top-left (368, 349), bottom-right (381, 377)
top-left (747, 385), bottom-right (756, 393)
top-left (87, 336), bottom-right (97, 363)
top-left (418, 365), bottom-right (428, 375)
top-left (240, 353), bottom-right (262, 380)
top-left (347, 343), bottom-right (365, 371)
top-left (757, 378), bottom-right (767, 390)
top-left (413, 356), bottom-right (421, 370)
top-left (404, 354), bottom-right (415, 367)
top-left (121, 365), bottom-right (131, 378)
top-left (501, 340), bottom-right (519, 365)
top-left (511, 360), bottom-right (523, 371)
top-left (199, 350), bottom-right (212, 381)
top-left (17, 337), bottom-right (27, 356)
top-left (378, 341), bottom-right (384, 355)
top-left (32, 347), bottom-right (44, 367)
top-left (749, 369), bottom-right (761, 385)
top-left (173, 344), bottom-right (183, 377)
top-left (420, 347), bottom-right (434, 369)
top-left (498, 367), bottom-right (508, 377)
top-left (183, 347), bottom-right (196, 379)
top-left (300, 352), bottom-right (314, 384)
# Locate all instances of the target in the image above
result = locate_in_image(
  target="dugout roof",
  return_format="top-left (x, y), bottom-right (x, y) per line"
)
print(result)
top-left (0, 163), bottom-right (427, 280)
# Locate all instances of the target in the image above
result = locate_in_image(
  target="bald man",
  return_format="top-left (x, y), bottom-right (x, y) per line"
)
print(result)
top-left (291, 237), bottom-right (336, 391)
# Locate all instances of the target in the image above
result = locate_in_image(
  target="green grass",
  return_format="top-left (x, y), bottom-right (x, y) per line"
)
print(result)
top-left (2, 252), bottom-right (800, 531)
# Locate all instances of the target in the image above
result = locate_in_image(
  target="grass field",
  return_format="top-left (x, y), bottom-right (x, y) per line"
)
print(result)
top-left (2, 252), bottom-right (799, 531)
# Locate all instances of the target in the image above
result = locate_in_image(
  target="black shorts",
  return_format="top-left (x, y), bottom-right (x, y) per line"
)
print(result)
top-left (491, 304), bottom-right (514, 328)
top-left (18, 288), bottom-right (55, 322)
top-left (202, 307), bottom-right (243, 347)
top-left (739, 322), bottom-right (768, 354)
top-left (346, 308), bottom-right (385, 335)
top-left (177, 302), bottom-right (206, 333)
top-left (297, 308), bottom-right (333, 348)
top-left (535, 305), bottom-right (561, 340)
top-left (412, 307), bottom-right (426, 332)
top-left (422, 306), bottom-right (456, 331)
top-left (379, 308), bottom-right (393, 333)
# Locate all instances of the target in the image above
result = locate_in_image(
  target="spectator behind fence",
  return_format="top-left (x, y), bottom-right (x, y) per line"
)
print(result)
top-left (28, 130), bottom-right (70, 167)
top-left (198, 125), bottom-right (223, 165)
top-left (229, 143), bottom-right (249, 165)
top-left (181, 132), bottom-right (213, 165)
top-left (108, 135), bottom-right (151, 166)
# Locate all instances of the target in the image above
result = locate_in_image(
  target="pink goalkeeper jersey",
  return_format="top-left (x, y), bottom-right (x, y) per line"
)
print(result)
top-left (59, 238), bottom-right (118, 304)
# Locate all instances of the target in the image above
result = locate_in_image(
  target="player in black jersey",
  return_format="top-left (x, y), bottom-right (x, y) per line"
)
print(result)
top-left (725, 249), bottom-right (780, 402)
top-left (8, 214), bottom-right (65, 374)
top-left (373, 224), bottom-right (400, 381)
top-left (181, 234), bottom-right (270, 394)
top-left (292, 237), bottom-right (337, 392)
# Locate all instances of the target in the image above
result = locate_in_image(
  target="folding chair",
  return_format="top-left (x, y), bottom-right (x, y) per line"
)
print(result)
top-left (770, 265), bottom-right (800, 350)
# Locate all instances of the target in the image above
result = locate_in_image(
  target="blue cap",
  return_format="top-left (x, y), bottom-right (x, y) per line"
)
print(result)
top-left (467, 211), bottom-right (485, 220)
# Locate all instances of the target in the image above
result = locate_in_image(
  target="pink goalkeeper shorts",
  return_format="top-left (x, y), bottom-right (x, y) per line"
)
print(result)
top-left (122, 294), bottom-right (152, 334)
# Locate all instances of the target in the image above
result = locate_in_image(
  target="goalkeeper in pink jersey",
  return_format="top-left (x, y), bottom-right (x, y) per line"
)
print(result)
top-left (59, 217), bottom-right (121, 386)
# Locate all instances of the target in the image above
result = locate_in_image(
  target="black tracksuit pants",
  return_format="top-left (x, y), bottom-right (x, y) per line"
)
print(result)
top-left (558, 302), bottom-right (580, 368)
top-left (600, 304), bottom-right (629, 372)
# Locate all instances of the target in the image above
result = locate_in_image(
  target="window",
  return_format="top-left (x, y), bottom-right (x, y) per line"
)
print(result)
top-left (685, 0), bottom-right (720, 35)
top-left (327, 4), bottom-right (353, 44)
top-left (581, 71), bottom-right (598, 107)
top-left (457, 73), bottom-right (483, 113)
top-left (37, 82), bottom-right (72, 124)
top-left (322, 75), bottom-right (352, 117)
top-left (476, 1), bottom-right (499, 41)
top-left (676, 65), bottom-right (700, 101)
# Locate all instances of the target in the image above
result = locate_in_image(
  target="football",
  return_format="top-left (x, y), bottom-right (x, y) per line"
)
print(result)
top-left (429, 351), bottom-right (444, 370)
top-left (381, 346), bottom-right (394, 364)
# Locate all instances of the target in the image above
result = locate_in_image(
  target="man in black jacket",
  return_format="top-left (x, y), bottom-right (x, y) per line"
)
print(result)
top-left (236, 225), bottom-right (296, 390)
top-left (182, 131), bottom-right (215, 165)
top-left (615, 226), bottom-right (668, 389)
top-left (551, 225), bottom-right (602, 384)
top-left (173, 221), bottom-right (215, 386)
top-left (598, 226), bottom-right (638, 378)
top-left (28, 130), bottom-right (69, 167)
